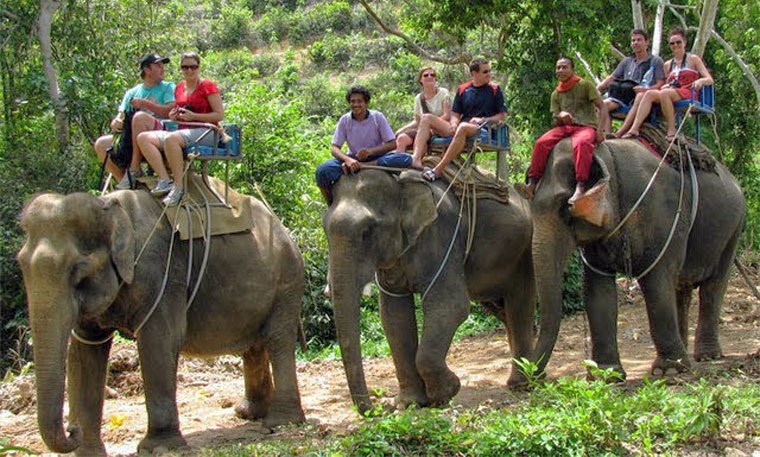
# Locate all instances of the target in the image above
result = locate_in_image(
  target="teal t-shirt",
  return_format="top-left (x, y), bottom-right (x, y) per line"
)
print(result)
top-left (119, 81), bottom-right (176, 116)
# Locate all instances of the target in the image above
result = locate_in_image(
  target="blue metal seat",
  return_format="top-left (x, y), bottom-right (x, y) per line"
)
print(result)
top-left (429, 122), bottom-right (510, 180)
top-left (673, 86), bottom-right (715, 144)
top-left (163, 122), bottom-right (243, 206)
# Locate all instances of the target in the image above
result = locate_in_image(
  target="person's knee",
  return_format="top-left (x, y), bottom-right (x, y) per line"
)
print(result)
top-left (136, 131), bottom-right (153, 148)
top-left (165, 133), bottom-right (185, 149)
top-left (132, 111), bottom-right (155, 132)
top-left (94, 135), bottom-right (112, 154)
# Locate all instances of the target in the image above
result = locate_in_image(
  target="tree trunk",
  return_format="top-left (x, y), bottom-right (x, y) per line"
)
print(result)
top-left (631, 0), bottom-right (644, 31)
top-left (652, 1), bottom-right (666, 57)
top-left (692, 0), bottom-right (719, 57)
top-left (36, 0), bottom-right (69, 153)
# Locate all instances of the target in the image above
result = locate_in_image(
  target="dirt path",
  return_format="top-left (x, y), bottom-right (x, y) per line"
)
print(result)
top-left (2, 274), bottom-right (758, 456)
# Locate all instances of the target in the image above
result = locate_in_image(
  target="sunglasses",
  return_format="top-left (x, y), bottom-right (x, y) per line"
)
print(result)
top-left (181, 64), bottom-right (199, 70)
top-left (668, 40), bottom-right (683, 46)
top-left (422, 73), bottom-right (436, 78)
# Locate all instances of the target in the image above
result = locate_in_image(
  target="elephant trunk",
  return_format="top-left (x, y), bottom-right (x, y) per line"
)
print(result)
top-left (29, 293), bottom-right (80, 454)
top-left (532, 216), bottom-right (576, 373)
top-left (329, 243), bottom-right (374, 413)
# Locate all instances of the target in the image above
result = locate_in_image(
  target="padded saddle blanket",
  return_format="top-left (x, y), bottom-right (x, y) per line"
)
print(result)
top-left (419, 155), bottom-right (510, 204)
top-left (138, 174), bottom-right (255, 240)
top-left (639, 125), bottom-right (717, 173)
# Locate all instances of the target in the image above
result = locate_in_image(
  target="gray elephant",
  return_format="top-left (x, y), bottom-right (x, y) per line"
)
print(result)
top-left (17, 183), bottom-right (305, 456)
top-left (324, 169), bottom-right (535, 413)
top-left (530, 138), bottom-right (744, 378)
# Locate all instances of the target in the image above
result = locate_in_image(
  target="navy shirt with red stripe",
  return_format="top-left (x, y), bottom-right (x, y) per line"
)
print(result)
top-left (452, 81), bottom-right (507, 122)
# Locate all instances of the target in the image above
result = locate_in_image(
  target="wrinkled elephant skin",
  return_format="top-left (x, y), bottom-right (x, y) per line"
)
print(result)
top-left (17, 182), bottom-right (305, 456)
top-left (324, 170), bottom-right (535, 413)
top-left (531, 139), bottom-right (745, 379)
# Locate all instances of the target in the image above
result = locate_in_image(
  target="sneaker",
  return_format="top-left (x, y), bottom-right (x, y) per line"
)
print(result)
top-left (115, 168), bottom-right (144, 190)
top-left (162, 186), bottom-right (185, 206)
top-left (150, 179), bottom-right (174, 197)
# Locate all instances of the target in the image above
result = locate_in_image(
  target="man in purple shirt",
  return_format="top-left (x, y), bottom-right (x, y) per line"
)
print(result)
top-left (315, 86), bottom-right (411, 203)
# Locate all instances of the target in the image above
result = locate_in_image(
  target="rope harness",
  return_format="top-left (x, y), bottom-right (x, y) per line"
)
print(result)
top-left (580, 105), bottom-right (700, 281)
top-left (72, 159), bottom-right (213, 345)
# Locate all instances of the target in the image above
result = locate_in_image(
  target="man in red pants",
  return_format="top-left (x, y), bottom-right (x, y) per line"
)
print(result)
top-left (523, 57), bottom-right (608, 204)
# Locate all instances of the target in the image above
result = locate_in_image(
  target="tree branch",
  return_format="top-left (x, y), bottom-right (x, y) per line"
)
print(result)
top-left (692, 0), bottom-right (718, 57)
top-left (358, 0), bottom-right (470, 65)
top-left (631, 0), bottom-right (644, 30)
top-left (711, 30), bottom-right (760, 112)
top-left (652, 1), bottom-right (666, 57)
top-left (575, 51), bottom-right (600, 85)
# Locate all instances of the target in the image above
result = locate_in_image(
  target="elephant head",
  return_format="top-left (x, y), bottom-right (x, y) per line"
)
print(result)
top-left (17, 192), bottom-right (134, 454)
top-left (325, 170), bottom-right (437, 412)
top-left (531, 141), bottom-right (616, 371)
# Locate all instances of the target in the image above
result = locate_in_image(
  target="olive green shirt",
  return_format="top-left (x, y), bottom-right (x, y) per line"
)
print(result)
top-left (550, 79), bottom-right (601, 128)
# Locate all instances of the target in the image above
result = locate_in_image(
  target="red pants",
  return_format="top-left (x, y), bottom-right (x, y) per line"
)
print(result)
top-left (528, 125), bottom-right (596, 182)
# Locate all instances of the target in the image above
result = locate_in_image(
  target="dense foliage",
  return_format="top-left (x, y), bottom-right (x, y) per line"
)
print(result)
top-left (203, 371), bottom-right (759, 455)
top-left (0, 0), bottom-right (757, 373)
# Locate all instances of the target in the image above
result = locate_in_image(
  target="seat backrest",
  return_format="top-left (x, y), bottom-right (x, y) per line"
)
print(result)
top-left (699, 85), bottom-right (715, 109)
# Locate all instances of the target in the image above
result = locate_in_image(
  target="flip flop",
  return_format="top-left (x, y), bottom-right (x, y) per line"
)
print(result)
top-left (422, 169), bottom-right (438, 182)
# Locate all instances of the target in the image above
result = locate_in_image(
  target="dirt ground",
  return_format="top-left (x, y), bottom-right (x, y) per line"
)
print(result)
top-left (2, 273), bottom-right (758, 456)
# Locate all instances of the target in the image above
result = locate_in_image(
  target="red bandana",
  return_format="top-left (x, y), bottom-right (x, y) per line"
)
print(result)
top-left (557, 75), bottom-right (581, 93)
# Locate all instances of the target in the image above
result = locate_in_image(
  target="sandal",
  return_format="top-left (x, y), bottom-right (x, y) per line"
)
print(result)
top-left (622, 132), bottom-right (640, 140)
top-left (422, 169), bottom-right (438, 182)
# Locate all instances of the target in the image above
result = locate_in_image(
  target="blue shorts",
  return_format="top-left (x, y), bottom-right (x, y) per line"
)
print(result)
top-left (315, 152), bottom-right (412, 189)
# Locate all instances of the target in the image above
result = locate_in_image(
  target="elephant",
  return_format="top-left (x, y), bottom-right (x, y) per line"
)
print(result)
top-left (16, 182), bottom-right (305, 456)
top-left (323, 169), bottom-right (535, 413)
top-left (529, 138), bottom-right (745, 378)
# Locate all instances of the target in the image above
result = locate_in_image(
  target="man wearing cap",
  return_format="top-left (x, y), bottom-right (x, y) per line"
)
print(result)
top-left (94, 53), bottom-right (176, 190)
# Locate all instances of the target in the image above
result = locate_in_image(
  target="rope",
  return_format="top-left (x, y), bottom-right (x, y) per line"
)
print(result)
top-left (583, 106), bottom-right (697, 280)
top-left (374, 272), bottom-right (410, 297)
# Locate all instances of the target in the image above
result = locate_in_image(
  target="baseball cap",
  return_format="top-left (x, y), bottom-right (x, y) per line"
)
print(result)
top-left (139, 53), bottom-right (170, 69)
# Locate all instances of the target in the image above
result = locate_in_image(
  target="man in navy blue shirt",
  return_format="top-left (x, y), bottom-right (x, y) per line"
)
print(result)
top-left (423, 58), bottom-right (506, 181)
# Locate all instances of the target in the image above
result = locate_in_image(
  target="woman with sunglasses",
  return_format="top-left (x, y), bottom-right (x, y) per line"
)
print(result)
top-left (619, 28), bottom-right (713, 141)
top-left (138, 52), bottom-right (224, 206)
top-left (394, 67), bottom-right (452, 169)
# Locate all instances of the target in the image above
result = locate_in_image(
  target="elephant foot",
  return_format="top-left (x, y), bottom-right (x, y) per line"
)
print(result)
top-left (585, 363), bottom-right (626, 383)
top-left (425, 370), bottom-right (460, 406)
top-left (651, 355), bottom-right (691, 376)
top-left (137, 432), bottom-right (187, 455)
top-left (234, 398), bottom-right (268, 421)
top-left (74, 443), bottom-right (107, 457)
top-left (694, 343), bottom-right (723, 361)
top-left (394, 388), bottom-right (429, 410)
top-left (506, 370), bottom-right (531, 390)
top-left (262, 407), bottom-right (305, 428)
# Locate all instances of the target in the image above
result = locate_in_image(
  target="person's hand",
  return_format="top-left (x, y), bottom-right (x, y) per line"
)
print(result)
top-left (633, 85), bottom-right (648, 93)
top-left (169, 107), bottom-right (180, 121)
top-left (130, 98), bottom-right (146, 110)
top-left (341, 157), bottom-right (361, 174)
top-left (176, 107), bottom-right (195, 122)
top-left (356, 148), bottom-right (372, 161)
top-left (596, 130), bottom-right (605, 143)
top-left (110, 117), bottom-right (124, 132)
top-left (469, 117), bottom-right (483, 126)
top-left (693, 80), bottom-right (703, 91)
top-left (557, 111), bottom-right (574, 125)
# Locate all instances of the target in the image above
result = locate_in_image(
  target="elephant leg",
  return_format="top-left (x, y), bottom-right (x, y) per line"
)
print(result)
top-left (136, 329), bottom-right (186, 453)
top-left (694, 274), bottom-right (730, 361)
top-left (67, 337), bottom-right (112, 456)
top-left (585, 268), bottom-right (625, 379)
top-left (675, 286), bottom-right (692, 350)
top-left (235, 341), bottom-right (273, 421)
top-left (261, 293), bottom-right (305, 427)
top-left (503, 265), bottom-right (537, 388)
top-left (417, 287), bottom-right (469, 406)
top-left (379, 292), bottom-right (428, 409)
top-left (638, 273), bottom-right (691, 375)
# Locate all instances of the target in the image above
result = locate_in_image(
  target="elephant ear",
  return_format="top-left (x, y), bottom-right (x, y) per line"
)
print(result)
top-left (399, 178), bottom-right (438, 248)
top-left (103, 199), bottom-right (135, 284)
top-left (569, 151), bottom-right (614, 227)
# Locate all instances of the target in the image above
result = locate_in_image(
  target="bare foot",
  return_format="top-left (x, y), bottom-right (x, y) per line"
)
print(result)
top-left (568, 182), bottom-right (587, 205)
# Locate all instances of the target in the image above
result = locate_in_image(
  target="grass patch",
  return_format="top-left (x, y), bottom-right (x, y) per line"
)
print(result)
top-left (202, 374), bottom-right (759, 456)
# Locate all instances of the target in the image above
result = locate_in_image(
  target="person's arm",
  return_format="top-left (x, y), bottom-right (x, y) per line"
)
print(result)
top-left (177, 93), bottom-right (224, 123)
top-left (594, 96), bottom-right (608, 142)
top-left (130, 98), bottom-right (173, 118)
top-left (357, 112), bottom-right (397, 160)
top-left (331, 143), bottom-right (361, 173)
top-left (597, 74), bottom-right (616, 92)
top-left (439, 91), bottom-right (452, 122)
top-left (356, 139), bottom-right (396, 160)
top-left (449, 111), bottom-right (461, 130)
top-left (691, 55), bottom-right (714, 90)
